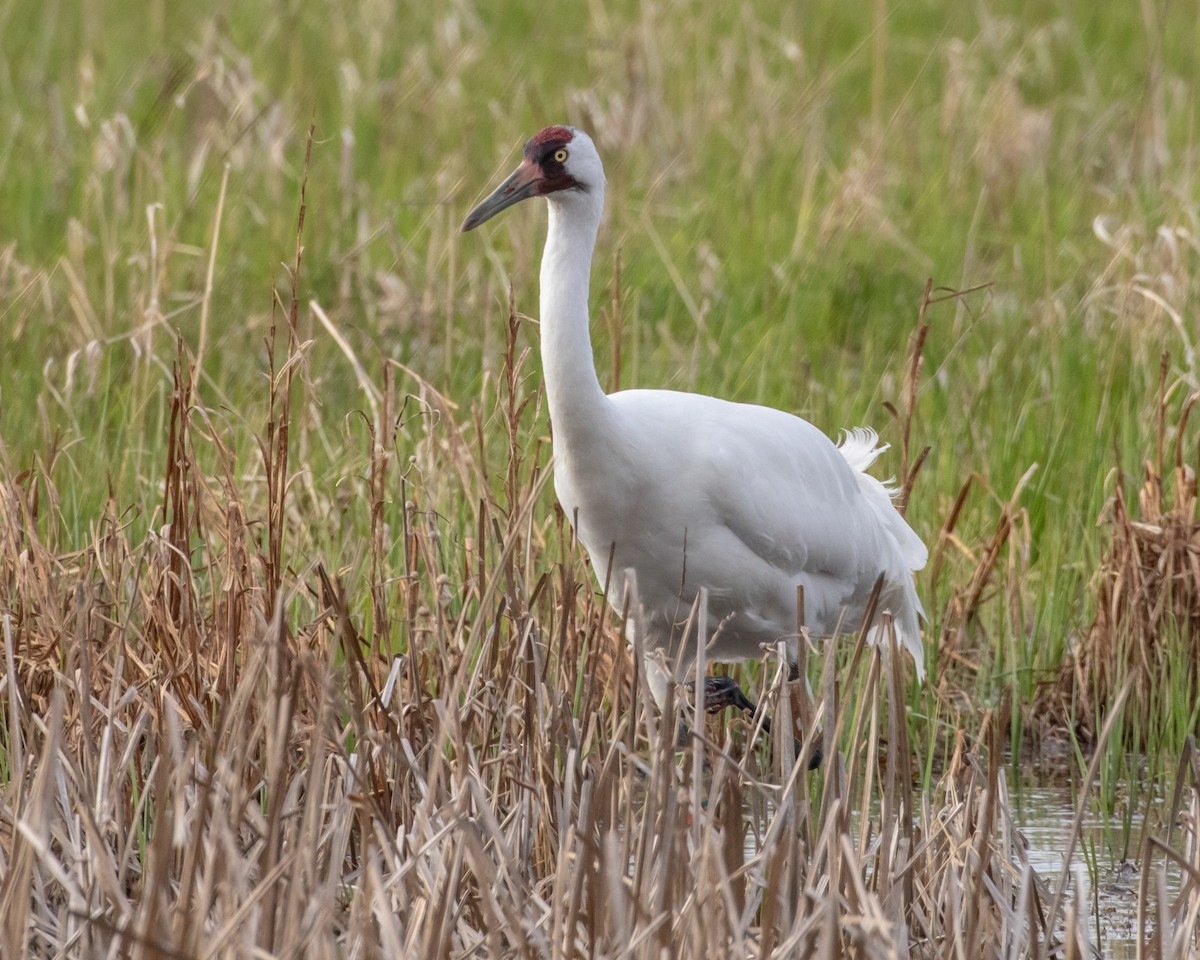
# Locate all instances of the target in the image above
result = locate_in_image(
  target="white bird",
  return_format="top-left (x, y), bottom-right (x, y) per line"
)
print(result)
top-left (463, 126), bottom-right (926, 748)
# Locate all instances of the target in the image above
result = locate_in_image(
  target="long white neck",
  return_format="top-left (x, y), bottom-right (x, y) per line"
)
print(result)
top-left (539, 188), bottom-right (610, 450)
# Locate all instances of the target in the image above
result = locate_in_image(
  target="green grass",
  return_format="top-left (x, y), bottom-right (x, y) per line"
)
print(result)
top-left (3, 0), bottom-right (1200, 768)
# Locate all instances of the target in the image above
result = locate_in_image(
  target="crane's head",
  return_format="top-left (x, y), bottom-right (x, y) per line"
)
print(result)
top-left (461, 126), bottom-right (603, 232)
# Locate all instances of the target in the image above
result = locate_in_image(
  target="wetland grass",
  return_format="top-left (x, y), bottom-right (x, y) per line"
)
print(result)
top-left (4, 0), bottom-right (1200, 953)
top-left (3, 292), bottom-right (1200, 955)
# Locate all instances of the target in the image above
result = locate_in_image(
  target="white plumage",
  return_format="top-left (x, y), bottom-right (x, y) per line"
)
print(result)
top-left (463, 125), bottom-right (926, 710)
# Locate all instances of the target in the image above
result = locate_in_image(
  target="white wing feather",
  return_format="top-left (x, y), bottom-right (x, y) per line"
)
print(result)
top-left (554, 389), bottom-right (927, 679)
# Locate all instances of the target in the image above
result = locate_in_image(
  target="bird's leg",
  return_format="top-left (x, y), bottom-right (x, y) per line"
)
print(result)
top-left (684, 675), bottom-right (823, 770)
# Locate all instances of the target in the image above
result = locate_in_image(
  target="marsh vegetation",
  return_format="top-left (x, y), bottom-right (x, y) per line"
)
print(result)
top-left (3, 0), bottom-right (1200, 955)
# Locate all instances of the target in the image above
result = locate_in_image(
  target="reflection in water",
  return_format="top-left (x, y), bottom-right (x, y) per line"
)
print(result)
top-left (734, 761), bottom-right (1181, 959)
top-left (1011, 776), bottom-right (1180, 960)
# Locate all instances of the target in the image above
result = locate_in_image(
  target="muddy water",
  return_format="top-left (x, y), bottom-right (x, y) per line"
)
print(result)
top-left (1012, 777), bottom-right (1179, 958)
top-left (734, 769), bottom-right (1180, 956)
top-left (1014, 781), bottom-right (1136, 954)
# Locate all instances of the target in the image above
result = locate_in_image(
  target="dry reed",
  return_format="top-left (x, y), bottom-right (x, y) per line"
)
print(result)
top-left (1039, 357), bottom-right (1200, 746)
top-left (3, 121), bottom-right (1200, 960)
top-left (5, 282), bottom-right (1200, 957)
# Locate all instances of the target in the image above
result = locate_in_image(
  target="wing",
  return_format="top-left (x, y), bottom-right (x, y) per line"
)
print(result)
top-left (608, 388), bottom-right (924, 606)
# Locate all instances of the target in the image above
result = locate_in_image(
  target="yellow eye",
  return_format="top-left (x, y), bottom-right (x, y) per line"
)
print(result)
top-left (553, 148), bottom-right (569, 163)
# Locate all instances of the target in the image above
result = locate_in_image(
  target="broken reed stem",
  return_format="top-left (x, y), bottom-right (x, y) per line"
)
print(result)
top-left (263, 123), bottom-right (314, 614)
top-left (888, 279), bottom-right (992, 514)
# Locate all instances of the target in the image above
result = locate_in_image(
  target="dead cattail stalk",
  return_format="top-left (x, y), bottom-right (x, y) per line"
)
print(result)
top-left (1039, 358), bottom-right (1200, 744)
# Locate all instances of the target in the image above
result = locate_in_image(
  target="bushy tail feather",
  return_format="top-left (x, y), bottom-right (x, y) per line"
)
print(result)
top-left (837, 425), bottom-right (928, 570)
top-left (836, 426), bottom-right (889, 475)
top-left (840, 425), bottom-right (928, 678)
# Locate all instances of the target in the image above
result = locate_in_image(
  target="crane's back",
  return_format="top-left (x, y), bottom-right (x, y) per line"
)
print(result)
top-left (550, 388), bottom-right (926, 678)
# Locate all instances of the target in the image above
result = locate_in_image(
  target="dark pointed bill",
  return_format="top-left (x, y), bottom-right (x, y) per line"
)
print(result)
top-left (461, 160), bottom-right (543, 232)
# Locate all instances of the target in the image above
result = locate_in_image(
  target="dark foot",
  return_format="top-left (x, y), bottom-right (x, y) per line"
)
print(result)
top-left (690, 674), bottom-right (760, 715)
top-left (684, 675), bottom-right (823, 770)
